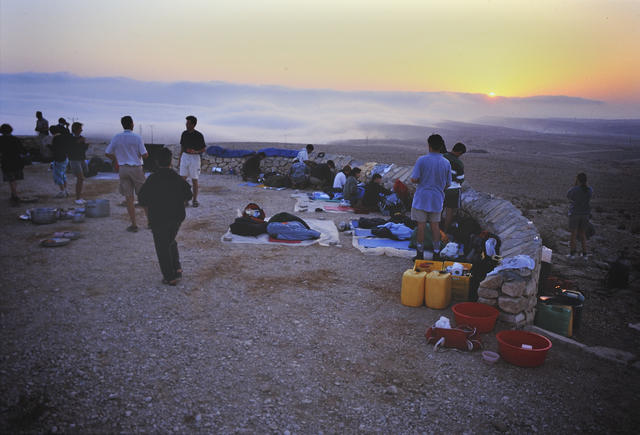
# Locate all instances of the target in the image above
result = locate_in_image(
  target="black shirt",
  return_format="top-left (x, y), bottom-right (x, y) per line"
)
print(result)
top-left (67, 135), bottom-right (89, 161)
top-left (138, 167), bottom-right (193, 226)
top-left (242, 154), bottom-right (262, 176)
top-left (362, 181), bottom-right (391, 208)
top-left (49, 134), bottom-right (72, 162)
top-left (0, 134), bottom-right (26, 171)
top-left (310, 163), bottom-right (333, 184)
top-left (180, 130), bottom-right (206, 153)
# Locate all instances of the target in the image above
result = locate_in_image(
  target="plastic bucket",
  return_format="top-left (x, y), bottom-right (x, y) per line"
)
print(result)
top-left (496, 330), bottom-right (552, 367)
top-left (31, 207), bottom-right (58, 225)
top-left (452, 302), bottom-right (499, 333)
top-left (85, 199), bottom-right (110, 218)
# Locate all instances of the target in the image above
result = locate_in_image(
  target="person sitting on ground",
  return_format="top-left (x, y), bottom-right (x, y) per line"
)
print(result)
top-left (360, 173), bottom-right (391, 210)
top-left (0, 123), bottom-right (27, 206)
top-left (567, 172), bottom-right (593, 259)
top-left (68, 122), bottom-right (89, 204)
top-left (343, 167), bottom-right (362, 204)
top-left (242, 152), bottom-right (266, 182)
top-left (296, 144), bottom-right (314, 164)
top-left (332, 165), bottom-right (351, 193)
top-left (48, 125), bottom-right (71, 198)
top-left (443, 142), bottom-right (466, 231)
top-left (289, 159), bottom-right (310, 189)
top-left (309, 160), bottom-right (335, 189)
top-left (138, 148), bottom-right (193, 286)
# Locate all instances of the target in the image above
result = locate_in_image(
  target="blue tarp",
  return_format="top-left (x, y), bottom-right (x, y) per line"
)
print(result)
top-left (206, 146), bottom-right (299, 158)
top-left (206, 146), bottom-right (254, 158)
top-left (258, 148), bottom-right (298, 158)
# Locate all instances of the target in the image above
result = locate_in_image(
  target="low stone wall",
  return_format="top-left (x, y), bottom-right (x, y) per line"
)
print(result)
top-left (460, 186), bottom-right (543, 326)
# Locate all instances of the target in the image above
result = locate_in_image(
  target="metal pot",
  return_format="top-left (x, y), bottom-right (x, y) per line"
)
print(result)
top-left (31, 207), bottom-right (58, 225)
top-left (85, 199), bottom-right (110, 218)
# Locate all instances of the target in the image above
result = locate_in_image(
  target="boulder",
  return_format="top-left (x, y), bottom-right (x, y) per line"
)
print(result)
top-left (498, 295), bottom-right (528, 313)
top-left (501, 279), bottom-right (526, 297)
top-left (478, 287), bottom-right (500, 299)
top-left (480, 273), bottom-right (503, 289)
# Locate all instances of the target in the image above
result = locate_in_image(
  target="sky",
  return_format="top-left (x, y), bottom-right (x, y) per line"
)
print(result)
top-left (1, 0), bottom-right (639, 102)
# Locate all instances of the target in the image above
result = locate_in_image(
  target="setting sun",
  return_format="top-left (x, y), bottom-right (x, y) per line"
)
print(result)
top-left (488, 92), bottom-right (496, 98)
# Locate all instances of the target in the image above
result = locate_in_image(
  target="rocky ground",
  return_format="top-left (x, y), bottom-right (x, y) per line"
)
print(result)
top-left (1, 129), bottom-right (639, 433)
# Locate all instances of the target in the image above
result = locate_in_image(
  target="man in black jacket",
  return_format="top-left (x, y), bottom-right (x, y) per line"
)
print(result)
top-left (138, 148), bottom-right (193, 285)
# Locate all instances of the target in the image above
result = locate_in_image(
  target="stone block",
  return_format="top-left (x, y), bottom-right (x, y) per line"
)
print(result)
top-left (477, 297), bottom-right (498, 307)
top-left (478, 287), bottom-right (500, 299)
top-left (524, 278), bottom-right (538, 297)
top-left (499, 312), bottom-right (526, 325)
top-left (502, 279), bottom-right (527, 297)
top-left (498, 295), bottom-right (528, 313)
top-left (524, 308), bottom-right (536, 324)
top-left (480, 273), bottom-right (503, 289)
top-left (526, 295), bottom-right (537, 310)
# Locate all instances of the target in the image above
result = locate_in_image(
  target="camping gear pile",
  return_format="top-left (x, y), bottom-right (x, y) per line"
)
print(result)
top-left (229, 203), bottom-right (320, 241)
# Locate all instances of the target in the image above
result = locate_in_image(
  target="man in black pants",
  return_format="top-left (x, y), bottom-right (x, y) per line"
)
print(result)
top-left (138, 148), bottom-right (192, 285)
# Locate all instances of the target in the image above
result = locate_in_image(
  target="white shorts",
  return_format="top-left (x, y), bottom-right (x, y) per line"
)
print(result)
top-left (179, 153), bottom-right (201, 180)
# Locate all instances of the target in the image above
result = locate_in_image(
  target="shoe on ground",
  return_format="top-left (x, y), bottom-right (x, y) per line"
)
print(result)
top-left (75, 198), bottom-right (86, 205)
top-left (566, 253), bottom-right (576, 259)
top-left (162, 278), bottom-right (178, 286)
top-left (192, 200), bottom-right (199, 208)
top-left (55, 191), bottom-right (65, 198)
top-left (126, 225), bottom-right (139, 233)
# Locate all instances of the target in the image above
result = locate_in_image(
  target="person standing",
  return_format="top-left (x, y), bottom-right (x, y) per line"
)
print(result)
top-left (105, 116), bottom-right (148, 232)
top-left (410, 134), bottom-right (451, 260)
top-left (442, 142), bottom-right (466, 231)
top-left (48, 125), bottom-right (71, 198)
top-left (0, 124), bottom-right (27, 206)
top-left (567, 172), bottom-right (593, 259)
top-left (35, 111), bottom-right (51, 161)
top-left (68, 122), bottom-right (89, 204)
top-left (178, 115), bottom-right (206, 207)
top-left (138, 148), bottom-right (192, 285)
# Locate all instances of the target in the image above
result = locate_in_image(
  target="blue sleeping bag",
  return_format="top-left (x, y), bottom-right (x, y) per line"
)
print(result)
top-left (267, 221), bottom-right (321, 241)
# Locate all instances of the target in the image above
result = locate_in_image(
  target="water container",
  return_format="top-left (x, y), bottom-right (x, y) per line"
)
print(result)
top-left (401, 268), bottom-right (426, 307)
top-left (85, 199), bottom-right (110, 218)
top-left (31, 207), bottom-right (58, 225)
top-left (425, 271), bottom-right (452, 309)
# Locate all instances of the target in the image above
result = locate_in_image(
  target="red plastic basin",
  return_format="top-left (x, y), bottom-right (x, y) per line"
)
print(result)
top-left (496, 330), bottom-right (552, 367)
top-left (452, 302), bottom-right (499, 333)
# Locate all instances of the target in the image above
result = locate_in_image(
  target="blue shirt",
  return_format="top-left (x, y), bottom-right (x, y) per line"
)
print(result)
top-left (567, 185), bottom-right (593, 215)
top-left (410, 152), bottom-right (451, 212)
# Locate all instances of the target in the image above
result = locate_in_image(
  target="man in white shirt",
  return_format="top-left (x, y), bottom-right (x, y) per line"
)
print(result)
top-left (105, 116), bottom-right (149, 232)
top-left (332, 165), bottom-right (351, 192)
top-left (296, 144), bottom-right (314, 164)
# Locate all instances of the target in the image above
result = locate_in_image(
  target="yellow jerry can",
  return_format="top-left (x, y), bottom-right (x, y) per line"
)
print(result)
top-left (425, 271), bottom-right (452, 309)
top-left (401, 267), bottom-right (427, 307)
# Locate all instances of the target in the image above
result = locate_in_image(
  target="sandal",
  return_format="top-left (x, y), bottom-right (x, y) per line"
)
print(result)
top-left (126, 225), bottom-right (139, 233)
top-left (162, 278), bottom-right (178, 286)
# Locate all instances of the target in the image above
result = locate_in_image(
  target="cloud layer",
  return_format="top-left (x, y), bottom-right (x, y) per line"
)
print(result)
top-left (1, 72), bottom-right (637, 144)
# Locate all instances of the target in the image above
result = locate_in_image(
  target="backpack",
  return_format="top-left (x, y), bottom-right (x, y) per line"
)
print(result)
top-left (605, 252), bottom-right (630, 289)
top-left (264, 174), bottom-right (291, 188)
top-left (378, 193), bottom-right (404, 216)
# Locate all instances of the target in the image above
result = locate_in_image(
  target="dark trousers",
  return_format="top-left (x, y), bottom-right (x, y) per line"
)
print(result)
top-left (151, 220), bottom-right (182, 281)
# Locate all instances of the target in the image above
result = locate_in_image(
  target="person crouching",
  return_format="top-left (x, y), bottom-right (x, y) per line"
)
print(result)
top-left (138, 148), bottom-right (193, 285)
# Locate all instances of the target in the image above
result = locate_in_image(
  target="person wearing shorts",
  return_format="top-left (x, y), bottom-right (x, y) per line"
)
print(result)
top-left (410, 134), bottom-right (451, 260)
top-left (178, 115), bottom-right (206, 207)
top-left (442, 142), bottom-right (466, 231)
top-left (105, 116), bottom-right (148, 232)
top-left (68, 122), bottom-right (89, 204)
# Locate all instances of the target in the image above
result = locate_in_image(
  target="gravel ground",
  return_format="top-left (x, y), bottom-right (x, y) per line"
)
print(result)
top-left (1, 131), bottom-right (639, 433)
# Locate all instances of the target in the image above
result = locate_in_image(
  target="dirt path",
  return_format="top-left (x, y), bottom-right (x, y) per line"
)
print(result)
top-left (1, 163), bottom-right (638, 433)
